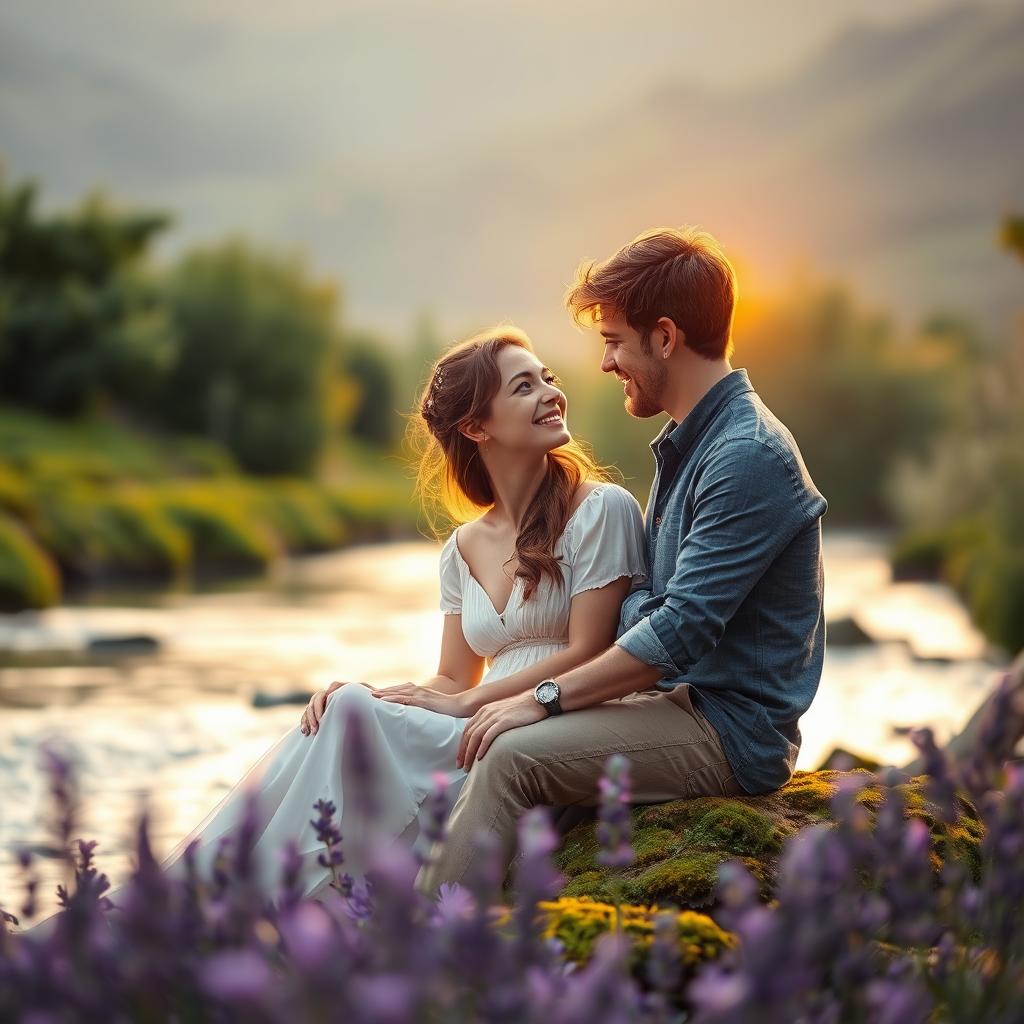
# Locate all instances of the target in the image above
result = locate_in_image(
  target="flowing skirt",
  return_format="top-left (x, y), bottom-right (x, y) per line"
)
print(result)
top-left (157, 683), bottom-right (468, 897)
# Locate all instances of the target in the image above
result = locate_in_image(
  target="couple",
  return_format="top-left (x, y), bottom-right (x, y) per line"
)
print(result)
top-left (157, 226), bottom-right (827, 901)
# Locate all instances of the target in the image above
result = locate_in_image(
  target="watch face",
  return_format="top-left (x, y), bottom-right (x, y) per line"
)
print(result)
top-left (537, 681), bottom-right (558, 703)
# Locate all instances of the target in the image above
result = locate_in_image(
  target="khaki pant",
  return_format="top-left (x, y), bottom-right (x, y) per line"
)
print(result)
top-left (416, 684), bottom-right (742, 893)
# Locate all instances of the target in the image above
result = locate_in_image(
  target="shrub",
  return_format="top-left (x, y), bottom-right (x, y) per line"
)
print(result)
top-left (256, 479), bottom-right (346, 552)
top-left (0, 515), bottom-right (60, 610)
top-left (28, 482), bottom-right (190, 579)
top-left (326, 479), bottom-right (420, 538)
top-left (0, 464), bottom-right (30, 517)
top-left (159, 483), bottom-right (276, 571)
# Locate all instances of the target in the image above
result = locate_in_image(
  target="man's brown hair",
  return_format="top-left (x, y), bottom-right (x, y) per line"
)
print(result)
top-left (565, 226), bottom-right (737, 360)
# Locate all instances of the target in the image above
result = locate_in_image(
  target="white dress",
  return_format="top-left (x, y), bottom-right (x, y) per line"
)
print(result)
top-left (155, 483), bottom-right (647, 898)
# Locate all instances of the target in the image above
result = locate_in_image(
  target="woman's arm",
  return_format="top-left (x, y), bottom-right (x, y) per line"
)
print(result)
top-left (461, 576), bottom-right (631, 712)
top-left (421, 613), bottom-right (486, 693)
top-left (376, 576), bottom-right (630, 716)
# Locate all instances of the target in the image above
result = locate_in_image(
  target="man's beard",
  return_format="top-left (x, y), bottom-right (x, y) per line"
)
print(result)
top-left (624, 360), bottom-right (668, 418)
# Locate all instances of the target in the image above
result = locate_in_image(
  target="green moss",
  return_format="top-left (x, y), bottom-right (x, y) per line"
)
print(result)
top-left (625, 852), bottom-right (723, 907)
top-left (0, 514), bottom-right (60, 610)
top-left (779, 771), bottom-right (840, 815)
top-left (559, 871), bottom-right (618, 903)
top-left (555, 769), bottom-right (986, 912)
top-left (684, 801), bottom-right (782, 857)
top-left (555, 830), bottom-right (601, 877)
top-left (632, 827), bottom-right (679, 866)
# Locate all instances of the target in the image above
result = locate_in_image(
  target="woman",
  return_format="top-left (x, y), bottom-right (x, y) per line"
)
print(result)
top-left (147, 325), bottom-right (646, 899)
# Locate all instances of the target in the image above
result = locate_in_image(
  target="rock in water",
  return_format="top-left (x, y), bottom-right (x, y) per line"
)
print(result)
top-left (86, 635), bottom-right (161, 655)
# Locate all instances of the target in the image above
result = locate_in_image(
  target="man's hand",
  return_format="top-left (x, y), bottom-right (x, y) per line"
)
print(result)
top-left (372, 684), bottom-right (475, 718)
top-left (457, 691), bottom-right (546, 771)
top-left (299, 681), bottom-right (374, 736)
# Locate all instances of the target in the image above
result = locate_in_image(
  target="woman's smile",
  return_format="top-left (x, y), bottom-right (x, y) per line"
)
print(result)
top-left (534, 410), bottom-right (563, 426)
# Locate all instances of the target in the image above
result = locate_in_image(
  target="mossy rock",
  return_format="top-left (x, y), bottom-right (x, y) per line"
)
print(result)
top-left (554, 769), bottom-right (985, 910)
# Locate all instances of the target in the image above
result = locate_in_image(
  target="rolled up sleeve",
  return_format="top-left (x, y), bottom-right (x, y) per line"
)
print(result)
top-left (615, 438), bottom-right (824, 678)
top-left (616, 584), bottom-right (654, 636)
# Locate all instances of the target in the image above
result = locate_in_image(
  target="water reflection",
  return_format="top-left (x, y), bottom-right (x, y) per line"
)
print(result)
top-left (0, 532), bottom-right (1000, 919)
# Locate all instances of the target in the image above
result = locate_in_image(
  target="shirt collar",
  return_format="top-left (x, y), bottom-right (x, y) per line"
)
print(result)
top-left (650, 368), bottom-right (754, 455)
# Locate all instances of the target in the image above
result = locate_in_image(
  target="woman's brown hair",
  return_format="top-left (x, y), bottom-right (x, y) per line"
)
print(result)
top-left (565, 226), bottom-right (737, 360)
top-left (407, 324), bottom-right (613, 600)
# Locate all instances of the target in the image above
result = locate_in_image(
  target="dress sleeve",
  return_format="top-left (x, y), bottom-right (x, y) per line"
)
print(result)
top-left (567, 485), bottom-right (648, 599)
top-left (438, 532), bottom-right (463, 614)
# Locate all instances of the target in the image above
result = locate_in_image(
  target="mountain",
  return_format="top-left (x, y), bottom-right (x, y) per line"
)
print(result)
top-left (304, 0), bottom-right (1022, 337)
top-left (1, 2), bottom-right (1020, 338)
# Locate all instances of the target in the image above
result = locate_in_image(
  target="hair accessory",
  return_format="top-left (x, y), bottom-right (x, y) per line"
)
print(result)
top-left (423, 365), bottom-right (446, 421)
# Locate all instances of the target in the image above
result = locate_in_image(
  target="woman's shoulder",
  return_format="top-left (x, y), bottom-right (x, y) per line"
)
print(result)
top-left (439, 527), bottom-right (463, 563)
top-left (574, 481), bottom-right (642, 515)
top-left (565, 481), bottom-right (643, 537)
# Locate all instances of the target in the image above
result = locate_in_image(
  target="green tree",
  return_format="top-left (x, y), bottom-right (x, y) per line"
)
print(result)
top-left (1001, 215), bottom-right (1024, 261)
top-left (161, 241), bottom-right (341, 475)
top-left (738, 285), bottom-right (955, 523)
top-left (340, 332), bottom-right (399, 448)
top-left (0, 172), bottom-right (175, 415)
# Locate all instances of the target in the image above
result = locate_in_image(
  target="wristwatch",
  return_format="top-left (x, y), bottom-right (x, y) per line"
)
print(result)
top-left (533, 678), bottom-right (563, 716)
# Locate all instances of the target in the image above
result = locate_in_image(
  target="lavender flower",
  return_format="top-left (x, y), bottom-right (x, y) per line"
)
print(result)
top-left (644, 911), bottom-right (683, 1023)
top-left (201, 948), bottom-right (274, 1003)
top-left (596, 754), bottom-right (635, 870)
top-left (417, 771), bottom-right (451, 867)
top-left (6, 678), bottom-right (1024, 1023)
top-left (510, 808), bottom-right (564, 972)
top-left (902, 725), bottom-right (959, 822)
top-left (341, 702), bottom-right (381, 823)
top-left (16, 846), bottom-right (39, 924)
top-left (310, 797), bottom-right (346, 895)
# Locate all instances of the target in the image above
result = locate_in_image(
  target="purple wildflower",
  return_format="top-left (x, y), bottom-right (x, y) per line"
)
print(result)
top-left (432, 881), bottom-right (475, 924)
top-left (201, 948), bottom-right (274, 1003)
top-left (596, 754), bottom-right (635, 869)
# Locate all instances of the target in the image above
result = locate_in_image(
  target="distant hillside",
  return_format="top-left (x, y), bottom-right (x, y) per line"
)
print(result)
top-left (318, 0), bottom-right (1022, 335)
top-left (2, 2), bottom-right (1020, 337)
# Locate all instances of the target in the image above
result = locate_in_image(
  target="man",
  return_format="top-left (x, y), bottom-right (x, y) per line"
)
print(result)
top-left (417, 226), bottom-right (827, 892)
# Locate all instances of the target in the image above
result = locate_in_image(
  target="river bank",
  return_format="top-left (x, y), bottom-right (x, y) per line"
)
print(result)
top-left (0, 530), bottom-right (1007, 919)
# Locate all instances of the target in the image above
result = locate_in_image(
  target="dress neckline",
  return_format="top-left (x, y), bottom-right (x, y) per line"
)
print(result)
top-left (452, 484), bottom-right (609, 620)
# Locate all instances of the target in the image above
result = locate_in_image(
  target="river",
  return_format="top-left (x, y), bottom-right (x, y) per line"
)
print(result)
top-left (0, 530), bottom-right (1002, 921)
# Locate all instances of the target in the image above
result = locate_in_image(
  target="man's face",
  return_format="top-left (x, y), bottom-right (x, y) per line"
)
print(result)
top-left (597, 313), bottom-right (667, 419)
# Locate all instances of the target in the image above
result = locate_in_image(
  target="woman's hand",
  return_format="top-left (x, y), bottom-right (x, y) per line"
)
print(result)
top-left (299, 681), bottom-right (374, 736)
top-left (373, 684), bottom-right (476, 718)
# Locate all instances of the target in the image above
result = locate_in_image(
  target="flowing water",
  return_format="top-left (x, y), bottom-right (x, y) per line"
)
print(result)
top-left (0, 531), bottom-right (1002, 920)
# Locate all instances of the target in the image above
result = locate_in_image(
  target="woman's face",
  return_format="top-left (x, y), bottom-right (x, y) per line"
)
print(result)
top-left (473, 345), bottom-right (570, 453)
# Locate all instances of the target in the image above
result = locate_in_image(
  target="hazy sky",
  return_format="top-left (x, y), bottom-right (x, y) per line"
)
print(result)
top-left (3, 0), bottom-right (982, 159)
top-left (3, 0), bottom-right (1016, 340)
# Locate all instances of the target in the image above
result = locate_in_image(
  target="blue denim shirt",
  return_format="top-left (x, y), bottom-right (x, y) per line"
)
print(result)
top-left (615, 369), bottom-right (827, 794)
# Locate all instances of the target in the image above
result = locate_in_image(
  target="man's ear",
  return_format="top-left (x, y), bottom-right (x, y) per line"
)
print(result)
top-left (655, 316), bottom-right (683, 360)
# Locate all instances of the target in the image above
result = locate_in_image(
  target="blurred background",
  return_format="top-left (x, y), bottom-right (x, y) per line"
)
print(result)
top-left (1, 0), bottom-right (1022, 913)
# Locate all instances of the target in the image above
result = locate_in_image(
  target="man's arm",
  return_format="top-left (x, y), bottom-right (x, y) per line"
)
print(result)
top-left (557, 644), bottom-right (661, 709)
top-left (617, 585), bottom-right (655, 635)
top-left (459, 439), bottom-right (822, 768)
top-left (615, 438), bottom-right (821, 678)
top-left (458, 644), bottom-right (659, 768)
